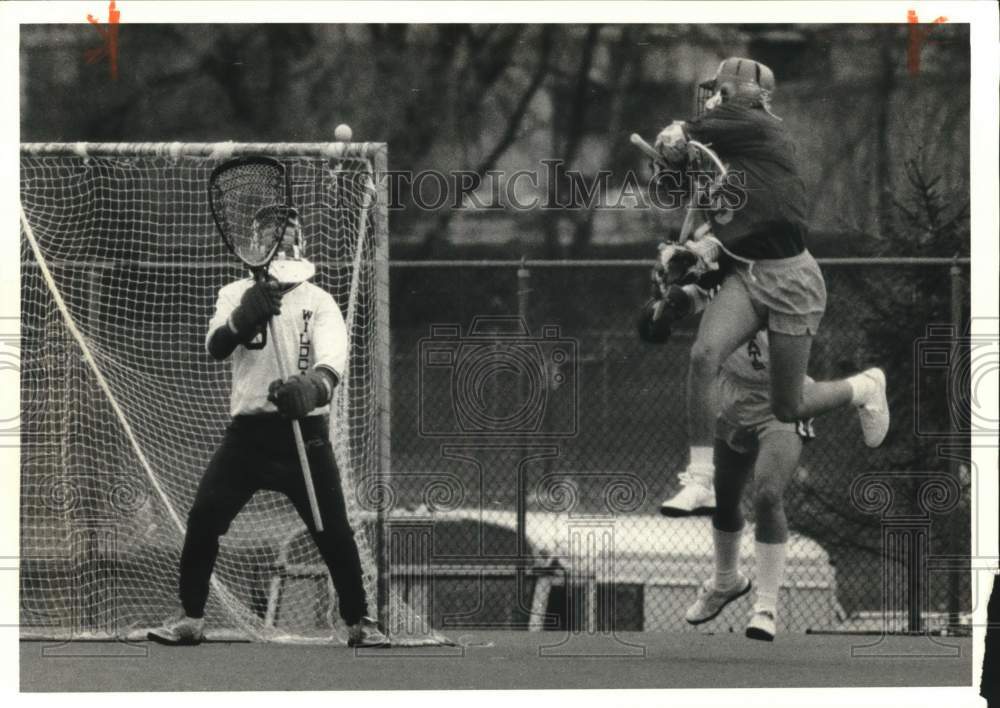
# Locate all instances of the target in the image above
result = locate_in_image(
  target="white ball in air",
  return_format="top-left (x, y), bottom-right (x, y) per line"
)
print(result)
top-left (335, 124), bottom-right (353, 142)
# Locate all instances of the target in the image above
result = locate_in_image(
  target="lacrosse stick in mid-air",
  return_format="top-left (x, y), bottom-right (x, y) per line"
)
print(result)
top-left (631, 133), bottom-right (729, 292)
top-left (630, 132), bottom-right (729, 245)
top-left (208, 155), bottom-right (325, 532)
top-left (630, 132), bottom-right (734, 340)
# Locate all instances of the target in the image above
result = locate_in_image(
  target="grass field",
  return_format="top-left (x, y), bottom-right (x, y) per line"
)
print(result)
top-left (21, 632), bottom-right (972, 692)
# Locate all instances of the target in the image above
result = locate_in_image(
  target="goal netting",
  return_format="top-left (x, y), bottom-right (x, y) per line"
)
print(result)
top-left (19, 142), bottom-right (441, 645)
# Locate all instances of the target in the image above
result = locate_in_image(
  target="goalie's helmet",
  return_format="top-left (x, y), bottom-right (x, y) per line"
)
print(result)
top-left (252, 204), bottom-right (315, 283)
top-left (696, 57), bottom-right (777, 118)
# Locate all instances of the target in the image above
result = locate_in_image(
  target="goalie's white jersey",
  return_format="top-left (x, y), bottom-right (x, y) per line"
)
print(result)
top-left (206, 278), bottom-right (348, 418)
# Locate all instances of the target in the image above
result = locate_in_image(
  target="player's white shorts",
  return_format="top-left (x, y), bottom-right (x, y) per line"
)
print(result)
top-left (728, 250), bottom-right (827, 337)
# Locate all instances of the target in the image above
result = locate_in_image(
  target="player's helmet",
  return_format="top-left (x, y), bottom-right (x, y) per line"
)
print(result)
top-left (696, 57), bottom-right (777, 118)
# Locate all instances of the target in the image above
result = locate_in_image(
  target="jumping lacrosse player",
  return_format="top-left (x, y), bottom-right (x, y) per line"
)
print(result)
top-left (148, 206), bottom-right (386, 647)
top-left (654, 57), bottom-right (889, 516)
top-left (639, 285), bottom-right (813, 641)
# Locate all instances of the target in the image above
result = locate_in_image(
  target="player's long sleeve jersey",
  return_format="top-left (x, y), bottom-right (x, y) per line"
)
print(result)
top-left (206, 278), bottom-right (348, 418)
top-left (685, 103), bottom-right (809, 260)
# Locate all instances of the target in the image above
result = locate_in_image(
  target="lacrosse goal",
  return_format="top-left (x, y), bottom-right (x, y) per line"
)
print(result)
top-left (19, 142), bottom-right (436, 644)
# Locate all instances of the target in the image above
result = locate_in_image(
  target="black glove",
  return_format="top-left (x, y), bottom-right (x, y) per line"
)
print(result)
top-left (661, 284), bottom-right (696, 321)
top-left (267, 370), bottom-right (333, 419)
top-left (230, 279), bottom-right (283, 343)
top-left (638, 280), bottom-right (718, 344)
top-left (636, 298), bottom-right (672, 344)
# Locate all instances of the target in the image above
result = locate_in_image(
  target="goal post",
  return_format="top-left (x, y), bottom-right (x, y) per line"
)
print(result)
top-left (19, 142), bottom-right (432, 644)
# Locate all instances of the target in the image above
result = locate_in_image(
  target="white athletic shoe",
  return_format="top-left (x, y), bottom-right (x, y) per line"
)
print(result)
top-left (660, 469), bottom-right (716, 517)
top-left (685, 573), bottom-right (752, 625)
top-left (855, 367), bottom-right (890, 448)
top-left (745, 606), bottom-right (776, 642)
top-left (147, 612), bottom-right (205, 646)
top-left (347, 616), bottom-right (388, 648)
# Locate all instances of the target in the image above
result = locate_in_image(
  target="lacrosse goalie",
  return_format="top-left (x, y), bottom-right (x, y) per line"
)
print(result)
top-left (148, 205), bottom-right (386, 648)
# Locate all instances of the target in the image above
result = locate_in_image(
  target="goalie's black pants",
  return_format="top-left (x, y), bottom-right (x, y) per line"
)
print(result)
top-left (179, 414), bottom-right (368, 625)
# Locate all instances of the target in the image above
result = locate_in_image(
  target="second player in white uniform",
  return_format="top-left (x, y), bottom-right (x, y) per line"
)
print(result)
top-left (639, 275), bottom-right (813, 640)
top-left (682, 328), bottom-right (814, 641)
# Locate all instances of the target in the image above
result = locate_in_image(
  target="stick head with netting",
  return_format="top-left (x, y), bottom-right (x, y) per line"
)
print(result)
top-left (208, 156), bottom-right (292, 270)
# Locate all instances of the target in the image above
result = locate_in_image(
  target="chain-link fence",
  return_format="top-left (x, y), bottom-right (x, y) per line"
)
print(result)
top-left (18, 254), bottom-right (975, 638)
top-left (386, 258), bottom-right (973, 635)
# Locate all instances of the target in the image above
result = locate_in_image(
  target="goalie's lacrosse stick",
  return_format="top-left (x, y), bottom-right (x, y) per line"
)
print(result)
top-left (209, 156), bottom-right (325, 532)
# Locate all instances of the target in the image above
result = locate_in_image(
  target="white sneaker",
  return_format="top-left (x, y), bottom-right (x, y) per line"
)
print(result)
top-left (855, 368), bottom-right (890, 448)
top-left (685, 573), bottom-right (752, 625)
top-left (746, 606), bottom-right (776, 642)
top-left (660, 469), bottom-right (716, 517)
top-left (347, 616), bottom-right (388, 648)
top-left (147, 612), bottom-right (205, 646)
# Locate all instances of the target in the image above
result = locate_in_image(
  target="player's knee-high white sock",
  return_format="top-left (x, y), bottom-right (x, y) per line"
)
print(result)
top-left (713, 527), bottom-right (743, 590)
top-left (754, 540), bottom-right (787, 613)
top-left (690, 446), bottom-right (713, 474)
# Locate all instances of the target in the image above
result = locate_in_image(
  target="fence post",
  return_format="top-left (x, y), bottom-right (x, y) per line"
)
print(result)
top-left (947, 256), bottom-right (964, 630)
top-left (517, 258), bottom-right (531, 558)
top-left (518, 256), bottom-right (531, 326)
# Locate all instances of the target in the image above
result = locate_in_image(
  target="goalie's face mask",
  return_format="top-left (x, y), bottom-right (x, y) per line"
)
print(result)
top-left (270, 223), bottom-right (316, 284)
top-left (253, 210), bottom-right (316, 284)
top-left (276, 222), bottom-right (304, 259)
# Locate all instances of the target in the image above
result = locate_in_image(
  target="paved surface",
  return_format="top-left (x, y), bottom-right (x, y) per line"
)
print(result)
top-left (21, 632), bottom-right (973, 691)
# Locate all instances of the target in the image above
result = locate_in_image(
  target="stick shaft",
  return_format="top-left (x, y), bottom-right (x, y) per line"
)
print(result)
top-left (631, 132), bottom-right (696, 241)
top-left (629, 133), bottom-right (664, 165)
top-left (267, 320), bottom-right (325, 533)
